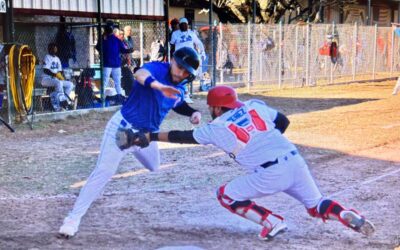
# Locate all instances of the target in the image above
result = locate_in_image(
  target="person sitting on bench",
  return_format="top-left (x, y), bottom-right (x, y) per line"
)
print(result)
top-left (41, 43), bottom-right (74, 111)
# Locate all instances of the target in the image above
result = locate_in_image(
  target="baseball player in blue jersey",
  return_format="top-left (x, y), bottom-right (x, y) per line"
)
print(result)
top-left (119, 85), bottom-right (375, 241)
top-left (58, 47), bottom-right (202, 238)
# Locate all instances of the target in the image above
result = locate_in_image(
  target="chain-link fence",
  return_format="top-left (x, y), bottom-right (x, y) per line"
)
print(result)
top-left (4, 21), bottom-right (400, 124)
top-left (6, 19), bottom-right (165, 120)
top-left (213, 23), bottom-right (400, 91)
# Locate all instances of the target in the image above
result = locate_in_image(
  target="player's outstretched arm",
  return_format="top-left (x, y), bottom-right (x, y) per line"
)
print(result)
top-left (134, 68), bottom-right (180, 99)
top-left (116, 129), bottom-right (199, 150)
top-left (148, 130), bottom-right (199, 144)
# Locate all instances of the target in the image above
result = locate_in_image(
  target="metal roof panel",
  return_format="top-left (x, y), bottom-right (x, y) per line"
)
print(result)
top-left (13, 0), bottom-right (164, 16)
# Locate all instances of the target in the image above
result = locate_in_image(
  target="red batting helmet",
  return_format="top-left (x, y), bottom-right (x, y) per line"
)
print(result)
top-left (207, 85), bottom-right (244, 109)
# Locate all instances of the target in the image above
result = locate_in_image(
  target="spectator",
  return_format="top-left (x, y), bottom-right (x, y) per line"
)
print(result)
top-left (120, 28), bottom-right (135, 96)
top-left (55, 17), bottom-right (76, 69)
top-left (170, 17), bottom-right (206, 103)
top-left (170, 18), bottom-right (205, 57)
top-left (96, 21), bottom-right (133, 104)
top-left (41, 43), bottom-right (74, 111)
top-left (123, 25), bottom-right (135, 66)
top-left (169, 18), bottom-right (180, 43)
top-left (113, 28), bottom-right (123, 40)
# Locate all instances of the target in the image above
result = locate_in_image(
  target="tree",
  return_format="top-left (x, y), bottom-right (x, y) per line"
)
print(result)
top-left (207, 0), bottom-right (359, 24)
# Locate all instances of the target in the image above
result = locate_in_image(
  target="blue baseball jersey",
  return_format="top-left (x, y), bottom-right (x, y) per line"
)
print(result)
top-left (120, 62), bottom-right (185, 132)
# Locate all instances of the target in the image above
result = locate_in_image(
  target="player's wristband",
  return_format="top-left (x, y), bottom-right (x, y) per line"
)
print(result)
top-left (144, 76), bottom-right (156, 88)
top-left (149, 133), bottom-right (159, 141)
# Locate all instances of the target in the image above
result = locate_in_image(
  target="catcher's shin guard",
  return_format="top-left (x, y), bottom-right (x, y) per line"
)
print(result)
top-left (217, 185), bottom-right (287, 240)
top-left (308, 199), bottom-right (375, 236)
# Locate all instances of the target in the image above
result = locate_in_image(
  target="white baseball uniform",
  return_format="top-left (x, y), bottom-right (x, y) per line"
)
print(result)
top-left (41, 54), bottom-right (73, 95)
top-left (193, 99), bottom-right (323, 208)
top-left (170, 30), bottom-right (205, 57)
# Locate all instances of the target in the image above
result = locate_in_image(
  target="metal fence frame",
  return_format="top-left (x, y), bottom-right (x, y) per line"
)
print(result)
top-left (4, 22), bottom-right (400, 125)
top-left (212, 22), bottom-right (400, 91)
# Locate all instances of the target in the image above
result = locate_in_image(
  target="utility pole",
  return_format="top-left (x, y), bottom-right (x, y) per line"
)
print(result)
top-left (209, 0), bottom-right (216, 86)
top-left (252, 0), bottom-right (256, 23)
top-left (164, 0), bottom-right (169, 60)
top-left (96, 0), bottom-right (104, 106)
top-left (367, 0), bottom-right (371, 25)
top-left (3, 0), bottom-right (14, 42)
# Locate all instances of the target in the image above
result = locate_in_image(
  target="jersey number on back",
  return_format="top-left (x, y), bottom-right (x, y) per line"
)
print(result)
top-left (227, 109), bottom-right (267, 144)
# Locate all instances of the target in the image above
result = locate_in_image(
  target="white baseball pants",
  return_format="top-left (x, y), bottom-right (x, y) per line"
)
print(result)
top-left (224, 151), bottom-right (323, 209)
top-left (67, 111), bottom-right (160, 221)
top-left (41, 77), bottom-right (74, 96)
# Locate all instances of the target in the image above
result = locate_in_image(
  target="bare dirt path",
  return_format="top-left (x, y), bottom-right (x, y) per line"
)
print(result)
top-left (0, 81), bottom-right (399, 249)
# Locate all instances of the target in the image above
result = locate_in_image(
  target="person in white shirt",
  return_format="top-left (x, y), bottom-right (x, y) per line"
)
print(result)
top-left (170, 18), bottom-right (205, 57)
top-left (41, 43), bottom-right (74, 111)
top-left (170, 17), bottom-right (206, 103)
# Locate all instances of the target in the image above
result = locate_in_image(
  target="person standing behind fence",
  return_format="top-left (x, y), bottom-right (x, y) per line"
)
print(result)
top-left (119, 28), bottom-right (135, 96)
top-left (96, 21), bottom-right (133, 104)
top-left (169, 18), bottom-right (180, 57)
top-left (170, 18), bottom-right (205, 59)
top-left (41, 43), bottom-right (74, 112)
top-left (123, 25), bottom-right (135, 66)
top-left (55, 17), bottom-right (77, 69)
top-left (170, 17), bottom-right (206, 103)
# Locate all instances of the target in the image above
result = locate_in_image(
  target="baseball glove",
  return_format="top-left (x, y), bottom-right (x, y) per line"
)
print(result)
top-left (115, 128), bottom-right (149, 150)
top-left (55, 72), bottom-right (65, 80)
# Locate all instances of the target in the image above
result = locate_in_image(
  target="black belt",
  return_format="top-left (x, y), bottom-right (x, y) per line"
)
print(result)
top-left (260, 159), bottom-right (278, 168)
top-left (260, 150), bottom-right (298, 169)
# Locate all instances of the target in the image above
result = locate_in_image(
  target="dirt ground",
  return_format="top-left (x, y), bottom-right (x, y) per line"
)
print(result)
top-left (0, 80), bottom-right (399, 250)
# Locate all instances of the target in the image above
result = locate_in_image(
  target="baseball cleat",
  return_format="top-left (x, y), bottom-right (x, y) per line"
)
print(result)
top-left (258, 220), bottom-right (288, 241)
top-left (58, 217), bottom-right (80, 239)
top-left (340, 210), bottom-right (375, 236)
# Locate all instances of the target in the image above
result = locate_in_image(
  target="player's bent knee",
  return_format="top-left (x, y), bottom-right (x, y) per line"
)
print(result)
top-left (216, 185), bottom-right (251, 213)
top-left (217, 185), bottom-right (235, 212)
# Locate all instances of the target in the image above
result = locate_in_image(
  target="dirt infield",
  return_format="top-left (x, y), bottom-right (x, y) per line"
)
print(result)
top-left (0, 81), bottom-right (399, 249)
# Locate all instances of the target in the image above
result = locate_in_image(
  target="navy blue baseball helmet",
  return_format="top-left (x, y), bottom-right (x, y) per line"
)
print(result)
top-left (173, 47), bottom-right (200, 80)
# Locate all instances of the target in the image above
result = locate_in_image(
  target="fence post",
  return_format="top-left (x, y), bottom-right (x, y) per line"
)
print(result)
top-left (140, 22), bottom-right (144, 66)
top-left (219, 22), bottom-right (224, 84)
top-left (305, 23), bottom-right (310, 86)
top-left (330, 22), bottom-right (335, 85)
top-left (324, 25), bottom-right (329, 78)
top-left (5, 56), bottom-right (13, 126)
top-left (278, 21), bottom-right (283, 88)
top-left (293, 24), bottom-right (298, 87)
top-left (372, 24), bottom-right (377, 80)
top-left (352, 22), bottom-right (358, 81)
top-left (259, 25), bottom-right (263, 82)
top-left (390, 25), bottom-right (395, 76)
top-left (247, 21), bottom-right (251, 91)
